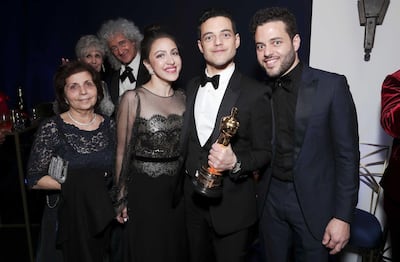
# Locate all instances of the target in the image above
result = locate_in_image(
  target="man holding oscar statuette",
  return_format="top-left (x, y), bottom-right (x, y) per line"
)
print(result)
top-left (192, 107), bottom-right (240, 197)
top-left (180, 8), bottom-right (272, 262)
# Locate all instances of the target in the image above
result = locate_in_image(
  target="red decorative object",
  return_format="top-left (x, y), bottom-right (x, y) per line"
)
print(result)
top-left (0, 91), bottom-right (10, 115)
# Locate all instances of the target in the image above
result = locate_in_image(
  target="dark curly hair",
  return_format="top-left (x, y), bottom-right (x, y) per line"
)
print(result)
top-left (249, 7), bottom-right (298, 39)
top-left (53, 60), bottom-right (104, 113)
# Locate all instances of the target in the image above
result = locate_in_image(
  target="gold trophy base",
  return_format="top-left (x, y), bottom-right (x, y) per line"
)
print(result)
top-left (192, 166), bottom-right (223, 198)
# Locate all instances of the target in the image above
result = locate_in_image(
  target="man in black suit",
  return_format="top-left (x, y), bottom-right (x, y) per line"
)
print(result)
top-left (181, 8), bottom-right (272, 262)
top-left (250, 7), bottom-right (360, 261)
top-left (98, 18), bottom-right (150, 112)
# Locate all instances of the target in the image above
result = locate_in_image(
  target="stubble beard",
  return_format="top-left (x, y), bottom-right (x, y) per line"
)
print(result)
top-left (264, 49), bottom-right (296, 78)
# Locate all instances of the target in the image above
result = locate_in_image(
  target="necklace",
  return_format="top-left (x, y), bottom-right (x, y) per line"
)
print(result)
top-left (67, 111), bottom-right (97, 126)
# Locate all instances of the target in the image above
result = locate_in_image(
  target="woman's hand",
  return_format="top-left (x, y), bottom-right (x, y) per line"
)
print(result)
top-left (116, 206), bottom-right (129, 224)
top-left (61, 58), bottom-right (70, 65)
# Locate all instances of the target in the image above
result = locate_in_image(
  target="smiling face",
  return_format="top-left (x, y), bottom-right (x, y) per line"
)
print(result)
top-left (64, 71), bottom-right (98, 112)
top-left (197, 16), bottom-right (240, 75)
top-left (254, 21), bottom-right (300, 78)
top-left (108, 32), bottom-right (138, 65)
top-left (143, 37), bottom-right (182, 83)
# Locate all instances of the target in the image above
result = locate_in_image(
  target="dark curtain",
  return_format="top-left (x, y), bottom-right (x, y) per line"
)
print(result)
top-left (0, 0), bottom-right (312, 111)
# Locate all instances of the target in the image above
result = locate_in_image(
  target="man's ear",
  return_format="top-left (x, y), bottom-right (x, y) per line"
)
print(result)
top-left (293, 34), bottom-right (301, 52)
top-left (197, 40), bottom-right (204, 54)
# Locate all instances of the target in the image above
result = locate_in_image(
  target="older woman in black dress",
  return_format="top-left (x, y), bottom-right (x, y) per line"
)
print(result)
top-left (27, 61), bottom-right (115, 262)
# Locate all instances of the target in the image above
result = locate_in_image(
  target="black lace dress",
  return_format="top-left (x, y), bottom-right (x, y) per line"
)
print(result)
top-left (26, 115), bottom-right (116, 262)
top-left (115, 87), bottom-right (187, 262)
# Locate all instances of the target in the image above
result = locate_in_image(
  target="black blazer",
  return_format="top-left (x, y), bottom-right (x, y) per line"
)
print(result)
top-left (257, 65), bottom-right (360, 240)
top-left (181, 68), bottom-right (273, 235)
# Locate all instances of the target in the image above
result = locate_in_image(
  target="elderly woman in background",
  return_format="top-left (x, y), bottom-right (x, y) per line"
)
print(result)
top-left (62, 35), bottom-right (115, 116)
top-left (27, 61), bottom-right (116, 262)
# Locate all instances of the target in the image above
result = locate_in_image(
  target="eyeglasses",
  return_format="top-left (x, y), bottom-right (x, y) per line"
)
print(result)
top-left (110, 39), bottom-right (133, 53)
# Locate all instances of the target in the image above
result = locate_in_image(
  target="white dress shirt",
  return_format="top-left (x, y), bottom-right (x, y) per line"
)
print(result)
top-left (119, 53), bottom-right (141, 97)
top-left (194, 63), bottom-right (235, 146)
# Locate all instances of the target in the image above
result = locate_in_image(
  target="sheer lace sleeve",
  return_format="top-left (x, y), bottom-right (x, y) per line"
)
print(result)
top-left (26, 118), bottom-right (61, 187)
top-left (114, 90), bottom-right (140, 214)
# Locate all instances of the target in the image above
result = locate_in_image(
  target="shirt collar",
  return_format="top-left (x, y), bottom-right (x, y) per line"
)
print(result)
top-left (273, 62), bottom-right (303, 92)
top-left (121, 53), bottom-right (141, 76)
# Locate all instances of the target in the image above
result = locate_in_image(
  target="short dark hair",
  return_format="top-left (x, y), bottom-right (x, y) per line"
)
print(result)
top-left (249, 7), bottom-right (298, 39)
top-left (54, 60), bottom-right (104, 113)
top-left (197, 8), bottom-right (237, 39)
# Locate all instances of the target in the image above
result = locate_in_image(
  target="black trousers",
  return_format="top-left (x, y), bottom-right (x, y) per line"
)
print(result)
top-left (184, 178), bottom-right (254, 262)
top-left (259, 177), bottom-right (330, 262)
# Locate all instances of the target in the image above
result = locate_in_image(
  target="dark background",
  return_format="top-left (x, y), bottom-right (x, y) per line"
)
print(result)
top-left (1, 0), bottom-right (312, 111)
top-left (0, 0), bottom-right (312, 260)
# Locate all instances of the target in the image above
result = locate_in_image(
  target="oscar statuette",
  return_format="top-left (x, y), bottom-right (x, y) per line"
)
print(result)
top-left (192, 107), bottom-right (240, 198)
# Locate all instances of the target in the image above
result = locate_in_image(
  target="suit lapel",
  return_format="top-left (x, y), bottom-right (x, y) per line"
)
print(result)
top-left (294, 67), bottom-right (317, 162)
top-left (181, 77), bottom-right (201, 152)
top-left (210, 70), bottom-right (241, 142)
top-left (110, 72), bottom-right (120, 106)
top-left (182, 71), bottom-right (241, 146)
top-left (136, 62), bottom-right (150, 86)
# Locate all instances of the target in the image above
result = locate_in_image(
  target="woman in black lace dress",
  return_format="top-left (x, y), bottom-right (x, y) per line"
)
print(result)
top-left (114, 26), bottom-right (187, 261)
top-left (26, 61), bottom-right (115, 262)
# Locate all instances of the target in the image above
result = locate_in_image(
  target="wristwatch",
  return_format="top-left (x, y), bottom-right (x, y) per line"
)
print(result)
top-left (231, 161), bottom-right (241, 174)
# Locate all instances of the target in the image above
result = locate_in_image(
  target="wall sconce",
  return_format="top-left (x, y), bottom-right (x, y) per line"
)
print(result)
top-left (358, 0), bottom-right (389, 61)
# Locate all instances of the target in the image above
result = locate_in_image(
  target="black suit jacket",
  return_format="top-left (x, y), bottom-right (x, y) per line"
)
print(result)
top-left (181, 68), bottom-right (272, 235)
top-left (109, 61), bottom-right (150, 107)
top-left (258, 65), bottom-right (360, 240)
